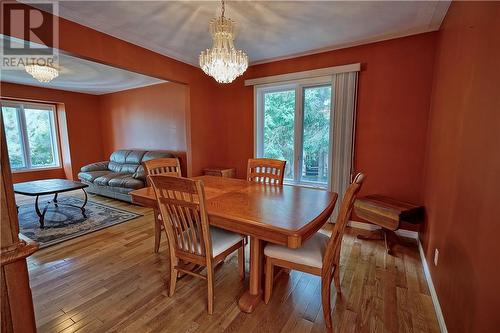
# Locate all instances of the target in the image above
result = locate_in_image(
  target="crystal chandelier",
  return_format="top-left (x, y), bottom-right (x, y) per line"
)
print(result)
top-left (199, 0), bottom-right (248, 83)
top-left (25, 64), bottom-right (59, 83)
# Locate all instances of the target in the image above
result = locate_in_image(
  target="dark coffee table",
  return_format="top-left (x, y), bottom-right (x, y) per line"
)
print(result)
top-left (14, 179), bottom-right (89, 228)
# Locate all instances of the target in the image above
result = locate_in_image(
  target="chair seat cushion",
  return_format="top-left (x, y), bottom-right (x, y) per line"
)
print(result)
top-left (264, 232), bottom-right (330, 268)
top-left (210, 227), bottom-right (244, 257)
top-left (78, 171), bottom-right (109, 183)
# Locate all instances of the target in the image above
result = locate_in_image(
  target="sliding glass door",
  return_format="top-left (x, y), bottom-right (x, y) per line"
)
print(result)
top-left (256, 78), bottom-right (332, 187)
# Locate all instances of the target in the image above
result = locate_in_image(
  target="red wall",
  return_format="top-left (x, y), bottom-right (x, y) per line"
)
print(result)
top-left (215, 33), bottom-right (437, 205)
top-left (99, 82), bottom-right (189, 175)
top-left (421, 2), bottom-right (500, 331)
top-left (0, 82), bottom-right (103, 182)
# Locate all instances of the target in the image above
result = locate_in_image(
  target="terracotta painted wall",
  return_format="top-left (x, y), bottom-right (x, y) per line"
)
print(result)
top-left (421, 2), bottom-right (500, 332)
top-left (215, 33), bottom-right (437, 205)
top-left (99, 82), bottom-right (189, 176)
top-left (0, 82), bottom-right (103, 182)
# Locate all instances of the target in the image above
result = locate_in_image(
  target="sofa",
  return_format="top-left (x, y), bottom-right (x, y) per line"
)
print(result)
top-left (78, 149), bottom-right (175, 202)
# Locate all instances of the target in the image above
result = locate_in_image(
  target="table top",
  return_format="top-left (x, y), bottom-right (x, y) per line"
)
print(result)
top-left (131, 175), bottom-right (338, 248)
top-left (13, 179), bottom-right (88, 196)
top-left (354, 194), bottom-right (424, 229)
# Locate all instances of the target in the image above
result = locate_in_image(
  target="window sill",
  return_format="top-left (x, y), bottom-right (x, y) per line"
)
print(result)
top-left (283, 181), bottom-right (328, 190)
top-left (11, 166), bottom-right (63, 174)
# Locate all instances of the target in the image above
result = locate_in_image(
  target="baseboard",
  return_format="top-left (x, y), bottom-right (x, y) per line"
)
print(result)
top-left (347, 220), bottom-right (419, 239)
top-left (417, 238), bottom-right (448, 333)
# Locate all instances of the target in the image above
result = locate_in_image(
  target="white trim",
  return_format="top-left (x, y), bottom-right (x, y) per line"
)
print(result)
top-left (245, 63), bottom-right (361, 86)
top-left (418, 239), bottom-right (448, 333)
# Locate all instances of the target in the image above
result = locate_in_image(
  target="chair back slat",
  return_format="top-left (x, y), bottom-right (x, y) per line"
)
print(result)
top-left (322, 173), bottom-right (365, 278)
top-left (143, 158), bottom-right (181, 185)
top-left (150, 176), bottom-right (211, 259)
top-left (247, 158), bottom-right (286, 185)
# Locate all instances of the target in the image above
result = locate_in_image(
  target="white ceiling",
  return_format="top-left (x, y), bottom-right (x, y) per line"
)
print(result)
top-left (0, 36), bottom-right (167, 95)
top-left (45, 0), bottom-right (449, 66)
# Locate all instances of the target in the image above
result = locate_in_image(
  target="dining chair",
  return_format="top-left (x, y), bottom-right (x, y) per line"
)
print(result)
top-left (263, 173), bottom-right (365, 329)
top-left (247, 158), bottom-right (286, 185)
top-left (143, 158), bottom-right (182, 253)
top-left (149, 175), bottom-right (246, 314)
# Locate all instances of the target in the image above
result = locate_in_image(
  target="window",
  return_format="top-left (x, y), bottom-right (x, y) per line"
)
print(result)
top-left (1, 100), bottom-right (60, 171)
top-left (255, 77), bottom-right (332, 187)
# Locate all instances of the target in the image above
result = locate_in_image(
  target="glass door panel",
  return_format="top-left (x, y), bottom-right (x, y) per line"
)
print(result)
top-left (24, 108), bottom-right (58, 167)
top-left (300, 85), bottom-right (331, 184)
top-left (262, 89), bottom-right (295, 180)
top-left (1, 106), bottom-right (26, 169)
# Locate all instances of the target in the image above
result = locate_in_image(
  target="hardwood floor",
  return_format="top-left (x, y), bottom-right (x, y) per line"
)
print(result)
top-left (21, 191), bottom-right (440, 333)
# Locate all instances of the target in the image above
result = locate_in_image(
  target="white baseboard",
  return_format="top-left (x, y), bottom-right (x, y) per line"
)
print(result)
top-left (347, 220), bottom-right (419, 239)
top-left (417, 239), bottom-right (448, 333)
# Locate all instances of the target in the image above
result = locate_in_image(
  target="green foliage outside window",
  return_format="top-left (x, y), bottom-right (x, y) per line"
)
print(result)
top-left (1, 104), bottom-right (57, 169)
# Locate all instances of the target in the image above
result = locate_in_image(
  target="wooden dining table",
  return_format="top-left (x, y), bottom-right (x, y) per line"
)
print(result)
top-left (130, 175), bottom-right (338, 313)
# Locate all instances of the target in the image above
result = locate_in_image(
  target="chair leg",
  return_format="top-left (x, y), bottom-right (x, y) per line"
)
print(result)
top-left (333, 266), bottom-right (341, 293)
top-left (238, 241), bottom-right (245, 280)
top-left (264, 257), bottom-right (274, 304)
top-left (169, 260), bottom-right (178, 297)
top-left (321, 278), bottom-right (333, 329)
top-left (207, 266), bottom-right (215, 314)
top-left (154, 210), bottom-right (161, 253)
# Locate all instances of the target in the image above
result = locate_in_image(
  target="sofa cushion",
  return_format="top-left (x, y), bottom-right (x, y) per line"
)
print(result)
top-left (108, 174), bottom-right (144, 189)
top-left (78, 171), bottom-right (110, 183)
top-left (141, 151), bottom-right (174, 162)
top-left (94, 172), bottom-right (125, 186)
top-left (108, 161), bottom-right (140, 174)
top-left (110, 150), bottom-right (146, 164)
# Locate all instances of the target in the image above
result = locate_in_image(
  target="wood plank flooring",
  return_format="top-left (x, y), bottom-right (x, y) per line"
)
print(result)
top-left (19, 191), bottom-right (440, 333)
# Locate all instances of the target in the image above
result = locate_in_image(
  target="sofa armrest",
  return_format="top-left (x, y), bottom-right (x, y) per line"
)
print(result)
top-left (80, 161), bottom-right (109, 172)
top-left (132, 165), bottom-right (146, 181)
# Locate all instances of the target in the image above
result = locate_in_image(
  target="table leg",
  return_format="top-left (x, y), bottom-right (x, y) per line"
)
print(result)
top-left (80, 189), bottom-right (88, 218)
top-left (238, 236), bottom-right (263, 313)
top-left (35, 195), bottom-right (45, 228)
top-left (53, 193), bottom-right (59, 207)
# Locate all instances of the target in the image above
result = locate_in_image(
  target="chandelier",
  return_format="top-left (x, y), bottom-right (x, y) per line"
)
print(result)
top-left (25, 64), bottom-right (59, 83)
top-left (199, 0), bottom-right (248, 83)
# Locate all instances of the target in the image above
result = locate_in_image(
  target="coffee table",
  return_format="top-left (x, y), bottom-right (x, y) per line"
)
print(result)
top-left (14, 179), bottom-right (89, 228)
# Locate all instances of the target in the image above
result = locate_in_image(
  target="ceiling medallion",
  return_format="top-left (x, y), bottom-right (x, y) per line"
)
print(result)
top-left (25, 64), bottom-right (59, 83)
top-left (199, 0), bottom-right (248, 83)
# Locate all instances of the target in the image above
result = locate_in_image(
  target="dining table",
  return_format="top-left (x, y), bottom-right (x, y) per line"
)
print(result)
top-left (130, 175), bottom-right (338, 313)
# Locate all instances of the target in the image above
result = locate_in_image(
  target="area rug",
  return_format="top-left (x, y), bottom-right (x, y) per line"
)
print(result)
top-left (17, 196), bottom-right (142, 248)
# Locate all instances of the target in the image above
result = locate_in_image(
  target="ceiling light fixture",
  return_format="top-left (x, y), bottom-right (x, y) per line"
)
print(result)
top-left (199, 0), bottom-right (248, 83)
top-left (25, 64), bottom-right (59, 83)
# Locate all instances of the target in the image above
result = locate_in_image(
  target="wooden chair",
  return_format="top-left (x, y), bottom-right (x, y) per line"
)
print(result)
top-left (263, 173), bottom-right (365, 330)
top-left (143, 158), bottom-right (181, 253)
top-left (149, 175), bottom-right (246, 314)
top-left (247, 158), bottom-right (286, 185)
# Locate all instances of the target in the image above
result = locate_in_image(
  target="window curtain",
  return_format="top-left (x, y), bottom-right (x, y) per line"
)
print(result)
top-left (328, 71), bottom-right (358, 220)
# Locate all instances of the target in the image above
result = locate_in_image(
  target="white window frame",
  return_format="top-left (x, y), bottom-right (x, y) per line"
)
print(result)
top-left (254, 76), bottom-right (333, 188)
top-left (1, 100), bottom-right (61, 172)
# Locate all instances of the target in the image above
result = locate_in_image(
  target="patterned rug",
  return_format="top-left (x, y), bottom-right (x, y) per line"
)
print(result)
top-left (18, 196), bottom-right (141, 248)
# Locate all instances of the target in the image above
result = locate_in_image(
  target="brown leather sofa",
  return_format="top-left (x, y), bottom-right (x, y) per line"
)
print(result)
top-left (78, 149), bottom-right (175, 202)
